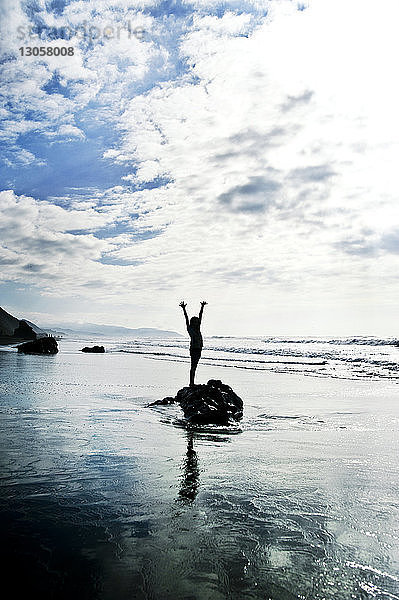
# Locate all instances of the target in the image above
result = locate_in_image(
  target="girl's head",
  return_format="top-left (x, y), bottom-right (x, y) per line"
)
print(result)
top-left (190, 316), bottom-right (200, 329)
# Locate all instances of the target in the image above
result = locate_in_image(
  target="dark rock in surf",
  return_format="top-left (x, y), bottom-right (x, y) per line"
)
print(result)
top-left (81, 345), bottom-right (105, 353)
top-left (148, 396), bottom-right (176, 406)
top-left (17, 336), bottom-right (58, 355)
top-left (149, 379), bottom-right (243, 425)
top-left (177, 380), bottom-right (243, 425)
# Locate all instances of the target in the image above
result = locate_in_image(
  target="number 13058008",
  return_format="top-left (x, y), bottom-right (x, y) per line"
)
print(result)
top-left (19, 47), bottom-right (74, 57)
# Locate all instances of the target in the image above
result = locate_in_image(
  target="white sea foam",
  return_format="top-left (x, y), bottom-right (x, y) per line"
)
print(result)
top-left (109, 335), bottom-right (399, 381)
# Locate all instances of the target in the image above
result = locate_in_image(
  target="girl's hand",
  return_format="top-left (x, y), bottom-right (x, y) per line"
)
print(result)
top-left (200, 301), bottom-right (208, 306)
top-left (179, 301), bottom-right (187, 309)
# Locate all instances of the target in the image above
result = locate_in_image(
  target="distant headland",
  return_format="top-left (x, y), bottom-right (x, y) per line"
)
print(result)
top-left (0, 307), bottom-right (182, 345)
top-left (43, 322), bottom-right (183, 339)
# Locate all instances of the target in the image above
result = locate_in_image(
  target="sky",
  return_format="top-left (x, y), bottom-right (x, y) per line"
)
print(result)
top-left (0, 0), bottom-right (398, 336)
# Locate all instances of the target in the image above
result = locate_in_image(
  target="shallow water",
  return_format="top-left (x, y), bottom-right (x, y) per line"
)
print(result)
top-left (110, 335), bottom-right (399, 381)
top-left (1, 344), bottom-right (399, 599)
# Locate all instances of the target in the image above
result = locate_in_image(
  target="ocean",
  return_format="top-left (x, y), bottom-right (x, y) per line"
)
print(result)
top-left (1, 336), bottom-right (399, 599)
top-left (109, 334), bottom-right (399, 381)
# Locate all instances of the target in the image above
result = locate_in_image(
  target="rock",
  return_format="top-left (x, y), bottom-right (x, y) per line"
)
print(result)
top-left (147, 396), bottom-right (176, 406)
top-left (151, 379), bottom-right (243, 425)
top-left (177, 380), bottom-right (243, 425)
top-left (81, 345), bottom-right (105, 353)
top-left (17, 336), bottom-right (58, 355)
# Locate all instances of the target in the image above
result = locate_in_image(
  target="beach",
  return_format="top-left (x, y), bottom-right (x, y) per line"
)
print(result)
top-left (1, 339), bottom-right (399, 599)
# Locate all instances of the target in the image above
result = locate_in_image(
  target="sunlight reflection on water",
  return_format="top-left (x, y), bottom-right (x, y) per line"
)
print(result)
top-left (1, 347), bottom-right (399, 599)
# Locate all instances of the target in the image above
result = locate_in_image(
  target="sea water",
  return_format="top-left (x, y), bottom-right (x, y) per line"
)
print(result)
top-left (0, 338), bottom-right (398, 599)
top-left (111, 334), bottom-right (399, 381)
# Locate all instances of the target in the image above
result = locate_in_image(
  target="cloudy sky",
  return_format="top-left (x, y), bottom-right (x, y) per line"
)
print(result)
top-left (0, 0), bottom-right (398, 336)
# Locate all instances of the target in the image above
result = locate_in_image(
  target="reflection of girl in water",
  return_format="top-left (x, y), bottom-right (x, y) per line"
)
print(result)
top-left (178, 432), bottom-right (199, 504)
top-left (179, 300), bottom-right (207, 386)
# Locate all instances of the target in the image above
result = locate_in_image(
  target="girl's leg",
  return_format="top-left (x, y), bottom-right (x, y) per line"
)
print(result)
top-left (190, 351), bottom-right (201, 386)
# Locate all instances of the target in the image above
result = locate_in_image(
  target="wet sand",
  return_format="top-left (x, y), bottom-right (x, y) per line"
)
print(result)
top-left (1, 342), bottom-right (399, 599)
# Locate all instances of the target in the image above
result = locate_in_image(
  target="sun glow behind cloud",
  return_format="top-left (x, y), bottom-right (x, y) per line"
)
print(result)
top-left (0, 0), bottom-right (398, 334)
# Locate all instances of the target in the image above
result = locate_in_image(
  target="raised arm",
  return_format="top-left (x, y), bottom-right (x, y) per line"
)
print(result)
top-left (179, 301), bottom-right (189, 330)
top-left (198, 301), bottom-right (207, 324)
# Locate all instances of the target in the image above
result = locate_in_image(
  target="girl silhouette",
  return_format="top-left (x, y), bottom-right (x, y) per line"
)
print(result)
top-left (179, 301), bottom-right (207, 386)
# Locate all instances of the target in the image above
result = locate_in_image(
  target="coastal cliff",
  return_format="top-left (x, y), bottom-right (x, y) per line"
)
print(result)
top-left (0, 306), bottom-right (46, 344)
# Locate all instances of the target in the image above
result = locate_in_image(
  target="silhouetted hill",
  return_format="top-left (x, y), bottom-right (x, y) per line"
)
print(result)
top-left (42, 322), bottom-right (183, 338)
top-left (0, 307), bottom-right (19, 336)
top-left (0, 307), bottom-right (46, 343)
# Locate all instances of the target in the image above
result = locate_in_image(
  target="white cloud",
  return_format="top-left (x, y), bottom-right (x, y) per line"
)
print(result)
top-left (0, 189), bottom-right (109, 287)
top-left (94, 0), bottom-right (399, 331)
top-left (54, 124), bottom-right (86, 139)
top-left (2, 148), bottom-right (44, 167)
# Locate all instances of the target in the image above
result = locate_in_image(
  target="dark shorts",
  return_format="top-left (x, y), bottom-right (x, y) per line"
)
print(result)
top-left (190, 348), bottom-right (202, 361)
